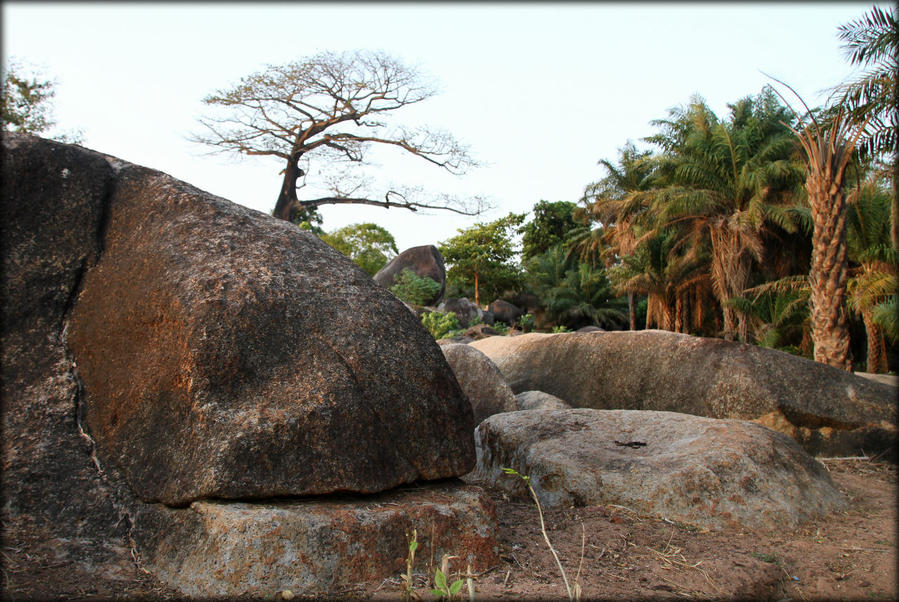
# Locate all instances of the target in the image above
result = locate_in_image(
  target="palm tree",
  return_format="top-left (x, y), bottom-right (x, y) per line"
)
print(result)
top-left (779, 103), bottom-right (868, 370)
top-left (635, 90), bottom-right (805, 341)
top-left (846, 175), bottom-right (897, 372)
top-left (831, 5), bottom-right (898, 249)
top-left (573, 141), bottom-right (656, 329)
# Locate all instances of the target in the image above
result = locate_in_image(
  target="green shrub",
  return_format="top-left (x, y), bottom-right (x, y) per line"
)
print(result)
top-left (492, 321), bottom-right (510, 335)
top-left (421, 311), bottom-right (460, 339)
top-left (391, 268), bottom-right (442, 307)
top-left (519, 313), bottom-right (535, 332)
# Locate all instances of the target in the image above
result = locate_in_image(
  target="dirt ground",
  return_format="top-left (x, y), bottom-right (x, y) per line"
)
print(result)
top-left (363, 458), bottom-right (898, 601)
top-left (2, 458), bottom-right (896, 601)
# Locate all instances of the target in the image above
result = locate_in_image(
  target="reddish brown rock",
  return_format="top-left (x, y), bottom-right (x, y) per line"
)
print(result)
top-left (471, 331), bottom-right (897, 457)
top-left (133, 482), bottom-right (500, 597)
top-left (468, 409), bottom-right (846, 531)
top-left (67, 163), bottom-right (474, 506)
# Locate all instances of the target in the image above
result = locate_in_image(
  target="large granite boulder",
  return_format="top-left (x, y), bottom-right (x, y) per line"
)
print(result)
top-left (1, 134), bottom-right (148, 595)
top-left (439, 342), bottom-right (518, 424)
top-left (467, 409), bottom-right (847, 531)
top-left (373, 244), bottom-right (446, 306)
top-left (471, 331), bottom-right (897, 457)
top-left (2, 135), bottom-right (495, 598)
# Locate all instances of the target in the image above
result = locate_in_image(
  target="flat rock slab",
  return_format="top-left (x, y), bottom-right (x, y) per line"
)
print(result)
top-left (132, 482), bottom-right (500, 598)
top-left (467, 409), bottom-right (847, 532)
top-left (471, 331), bottom-right (897, 457)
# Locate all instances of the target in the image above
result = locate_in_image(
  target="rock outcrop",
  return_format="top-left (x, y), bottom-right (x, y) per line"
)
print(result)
top-left (439, 297), bottom-right (491, 327)
top-left (439, 343), bottom-right (518, 424)
top-left (133, 483), bottom-right (499, 597)
top-left (471, 331), bottom-right (897, 457)
top-left (2, 134), bottom-right (496, 598)
top-left (373, 245), bottom-right (446, 306)
top-left (467, 409), bottom-right (847, 531)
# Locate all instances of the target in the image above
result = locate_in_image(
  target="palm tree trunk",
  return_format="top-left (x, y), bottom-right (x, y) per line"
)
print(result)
top-left (628, 292), bottom-right (636, 330)
top-left (807, 177), bottom-right (853, 371)
top-left (862, 309), bottom-right (888, 373)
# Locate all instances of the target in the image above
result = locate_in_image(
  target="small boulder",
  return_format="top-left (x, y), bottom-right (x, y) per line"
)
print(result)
top-left (373, 245), bottom-right (446, 306)
top-left (464, 324), bottom-right (501, 340)
top-left (471, 331), bottom-right (897, 457)
top-left (515, 390), bottom-right (571, 411)
top-left (438, 297), bottom-right (490, 327)
top-left (488, 299), bottom-right (523, 325)
top-left (440, 343), bottom-right (518, 424)
top-left (467, 409), bottom-right (847, 531)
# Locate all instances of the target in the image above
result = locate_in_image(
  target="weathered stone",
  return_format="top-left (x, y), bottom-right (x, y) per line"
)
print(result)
top-left (515, 390), bottom-right (572, 411)
top-left (488, 299), bottom-right (523, 325)
top-left (468, 409), bottom-right (847, 531)
top-left (440, 343), bottom-right (518, 424)
top-left (374, 245), bottom-right (446, 306)
top-left (439, 297), bottom-right (490, 327)
top-left (67, 163), bottom-right (474, 506)
top-left (576, 325), bottom-right (605, 332)
top-left (855, 372), bottom-right (898, 387)
top-left (132, 482), bottom-right (501, 598)
top-left (471, 331), bottom-right (897, 457)
top-left (1, 134), bottom-right (149, 592)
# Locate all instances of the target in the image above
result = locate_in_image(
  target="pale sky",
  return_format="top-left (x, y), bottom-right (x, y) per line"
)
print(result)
top-left (2, 1), bottom-right (883, 252)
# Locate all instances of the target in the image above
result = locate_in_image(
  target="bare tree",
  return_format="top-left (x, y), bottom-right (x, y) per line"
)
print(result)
top-left (191, 51), bottom-right (484, 225)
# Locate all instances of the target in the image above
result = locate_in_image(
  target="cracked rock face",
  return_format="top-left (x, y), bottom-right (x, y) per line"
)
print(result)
top-left (471, 332), bottom-right (897, 457)
top-left (2, 135), bottom-right (492, 597)
top-left (62, 157), bottom-right (474, 507)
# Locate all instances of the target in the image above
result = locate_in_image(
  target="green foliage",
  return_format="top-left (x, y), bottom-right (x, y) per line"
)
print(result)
top-left (519, 313), bottom-right (535, 332)
top-left (520, 200), bottom-right (586, 261)
top-left (2, 58), bottom-right (82, 143)
top-left (320, 222), bottom-right (398, 275)
top-left (391, 269), bottom-right (442, 307)
top-left (401, 530), bottom-right (418, 602)
top-left (492, 321), bottom-right (510, 335)
top-left (440, 213), bottom-right (525, 306)
top-left (552, 325), bottom-right (571, 333)
top-left (421, 311), bottom-right (460, 340)
top-left (525, 245), bottom-right (626, 331)
top-left (429, 567), bottom-right (463, 599)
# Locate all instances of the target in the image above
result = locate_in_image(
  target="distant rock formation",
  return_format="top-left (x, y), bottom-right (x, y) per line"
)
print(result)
top-left (373, 244), bottom-right (446, 306)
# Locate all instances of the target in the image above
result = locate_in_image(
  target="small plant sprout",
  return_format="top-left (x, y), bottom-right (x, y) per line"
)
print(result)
top-left (402, 529), bottom-right (420, 601)
top-left (430, 554), bottom-right (464, 600)
top-left (502, 467), bottom-right (580, 601)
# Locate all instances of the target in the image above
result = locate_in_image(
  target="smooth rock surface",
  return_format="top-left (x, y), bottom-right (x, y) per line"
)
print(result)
top-left (133, 482), bottom-right (501, 597)
top-left (515, 390), bottom-right (572, 411)
top-left (373, 245), bottom-right (446, 306)
top-left (488, 299), bottom-right (523, 325)
top-left (438, 297), bottom-right (491, 327)
top-left (468, 409), bottom-right (847, 531)
top-left (439, 343), bottom-right (518, 424)
top-left (471, 331), bottom-right (897, 457)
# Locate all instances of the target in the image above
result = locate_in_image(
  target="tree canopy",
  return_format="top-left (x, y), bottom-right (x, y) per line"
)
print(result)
top-left (1, 58), bottom-right (82, 143)
top-left (319, 222), bottom-right (398, 276)
top-left (440, 213), bottom-right (525, 307)
top-left (191, 50), bottom-right (484, 226)
top-left (519, 200), bottom-right (585, 261)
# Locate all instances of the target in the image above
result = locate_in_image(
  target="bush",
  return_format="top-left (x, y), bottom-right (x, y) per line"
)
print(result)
top-left (519, 313), bottom-right (535, 332)
top-left (421, 311), bottom-right (460, 340)
top-left (391, 268), bottom-right (442, 307)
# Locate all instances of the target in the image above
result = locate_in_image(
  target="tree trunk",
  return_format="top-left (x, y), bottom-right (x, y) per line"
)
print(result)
top-left (861, 309), bottom-right (888, 373)
top-left (808, 179), bottom-right (853, 371)
top-left (473, 272), bottom-right (480, 307)
top-left (627, 291), bottom-right (636, 330)
top-left (272, 152), bottom-right (303, 222)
